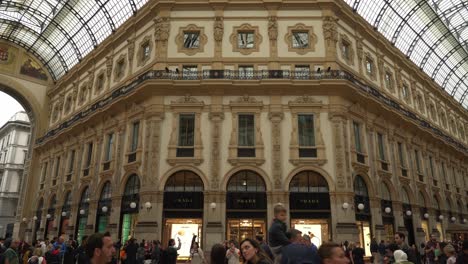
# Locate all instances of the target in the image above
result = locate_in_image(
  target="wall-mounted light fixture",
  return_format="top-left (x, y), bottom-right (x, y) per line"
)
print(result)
top-left (46, 214), bottom-right (51, 219)
top-left (406, 210), bottom-right (412, 216)
top-left (439, 215), bottom-right (444, 220)
top-left (384, 207), bottom-right (392, 214)
top-left (424, 213), bottom-right (429, 219)
top-left (130, 202), bottom-right (137, 209)
top-left (145, 202), bottom-right (152, 211)
top-left (61, 212), bottom-right (67, 217)
top-left (357, 203), bottom-right (365, 211)
top-left (102, 206), bottom-right (108, 213)
top-left (79, 209), bottom-right (85, 215)
top-left (342, 202), bottom-right (349, 210)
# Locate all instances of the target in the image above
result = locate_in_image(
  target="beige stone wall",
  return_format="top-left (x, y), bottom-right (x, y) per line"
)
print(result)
top-left (9, 0), bottom-right (467, 250)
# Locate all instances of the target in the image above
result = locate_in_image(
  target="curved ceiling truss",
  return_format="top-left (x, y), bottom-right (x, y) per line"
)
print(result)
top-left (344, 0), bottom-right (468, 108)
top-left (0, 0), bottom-right (149, 81)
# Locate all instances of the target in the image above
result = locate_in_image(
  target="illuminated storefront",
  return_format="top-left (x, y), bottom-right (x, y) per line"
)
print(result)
top-left (96, 181), bottom-right (111, 233)
top-left (59, 191), bottom-right (71, 236)
top-left (226, 170), bottom-right (267, 242)
top-left (163, 170), bottom-right (204, 260)
top-left (354, 176), bottom-right (372, 256)
top-left (289, 171), bottom-right (330, 246)
top-left (44, 195), bottom-right (56, 240)
top-left (119, 174), bottom-right (140, 244)
top-left (401, 189), bottom-right (415, 246)
top-left (75, 187), bottom-right (89, 244)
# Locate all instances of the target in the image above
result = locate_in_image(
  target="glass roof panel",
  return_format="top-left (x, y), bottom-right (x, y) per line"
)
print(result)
top-left (0, 0), bottom-right (149, 80)
top-left (346, 0), bottom-right (468, 108)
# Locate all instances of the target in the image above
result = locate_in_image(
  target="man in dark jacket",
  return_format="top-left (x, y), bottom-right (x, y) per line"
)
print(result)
top-left (268, 204), bottom-right (290, 264)
top-left (280, 229), bottom-right (319, 264)
top-left (455, 240), bottom-right (468, 264)
top-left (125, 239), bottom-right (138, 264)
top-left (164, 238), bottom-right (181, 264)
top-left (394, 232), bottom-right (417, 264)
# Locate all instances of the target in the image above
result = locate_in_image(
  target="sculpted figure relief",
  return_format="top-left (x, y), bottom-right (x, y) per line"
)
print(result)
top-left (214, 16), bottom-right (224, 42)
top-left (154, 16), bottom-right (170, 42)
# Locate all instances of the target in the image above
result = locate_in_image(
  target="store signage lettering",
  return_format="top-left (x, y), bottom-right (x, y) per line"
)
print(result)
top-left (237, 199), bottom-right (256, 204)
top-left (299, 199), bottom-right (319, 205)
top-left (175, 198), bottom-right (193, 203)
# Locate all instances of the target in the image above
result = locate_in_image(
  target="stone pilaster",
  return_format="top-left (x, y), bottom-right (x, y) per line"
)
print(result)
top-left (269, 105), bottom-right (283, 190)
top-left (209, 102), bottom-right (224, 189)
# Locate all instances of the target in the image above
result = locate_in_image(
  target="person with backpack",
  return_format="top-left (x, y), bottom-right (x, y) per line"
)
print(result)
top-left (3, 239), bottom-right (20, 264)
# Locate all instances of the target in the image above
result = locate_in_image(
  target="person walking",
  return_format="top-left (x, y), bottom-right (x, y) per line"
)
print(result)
top-left (188, 242), bottom-right (206, 264)
top-left (225, 240), bottom-right (240, 264)
top-left (4, 240), bottom-right (20, 264)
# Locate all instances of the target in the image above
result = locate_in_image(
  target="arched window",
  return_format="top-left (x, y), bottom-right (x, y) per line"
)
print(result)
top-left (100, 181), bottom-right (112, 202)
top-left (79, 187), bottom-right (90, 212)
top-left (402, 188), bottom-right (410, 204)
top-left (63, 191), bottom-right (72, 210)
top-left (165, 171), bottom-right (204, 192)
top-left (381, 183), bottom-right (391, 200)
top-left (96, 181), bottom-right (112, 233)
top-left (124, 174), bottom-right (140, 196)
top-left (37, 198), bottom-right (44, 213)
top-left (354, 176), bottom-right (368, 197)
top-left (49, 195), bottom-right (57, 209)
top-left (434, 195), bottom-right (441, 210)
top-left (418, 192), bottom-right (426, 207)
top-left (458, 201), bottom-right (463, 213)
top-left (289, 171), bottom-right (328, 193)
top-left (227, 170), bottom-right (265, 192)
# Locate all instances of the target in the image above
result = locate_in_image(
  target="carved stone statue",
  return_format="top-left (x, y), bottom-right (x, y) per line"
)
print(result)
top-left (268, 16), bottom-right (278, 40)
top-left (213, 16), bottom-right (224, 42)
top-left (154, 16), bottom-right (170, 42)
top-left (322, 16), bottom-right (339, 44)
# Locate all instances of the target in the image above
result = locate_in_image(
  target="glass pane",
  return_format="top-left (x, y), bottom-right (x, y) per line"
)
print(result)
top-left (97, 215), bottom-right (108, 233)
top-left (184, 32), bottom-right (200, 48)
top-left (106, 133), bottom-right (114, 161)
top-left (239, 66), bottom-right (254, 79)
top-left (131, 121), bottom-right (139, 152)
top-left (238, 32), bottom-right (254, 48)
top-left (292, 32), bottom-right (309, 48)
top-left (377, 133), bottom-right (385, 160)
top-left (227, 170), bottom-right (265, 192)
top-left (178, 114), bottom-right (195, 146)
top-left (353, 122), bottom-right (362, 153)
top-left (238, 115), bottom-right (255, 146)
top-left (298, 115), bottom-right (315, 146)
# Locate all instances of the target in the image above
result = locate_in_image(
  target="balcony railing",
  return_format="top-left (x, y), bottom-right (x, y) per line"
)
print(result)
top-left (35, 69), bottom-right (468, 157)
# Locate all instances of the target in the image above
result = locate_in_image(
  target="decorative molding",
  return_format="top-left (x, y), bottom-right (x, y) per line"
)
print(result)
top-left (268, 16), bottom-right (278, 41)
top-left (113, 54), bottom-right (127, 82)
top-left (137, 35), bottom-right (153, 67)
top-left (322, 16), bottom-right (339, 46)
top-left (339, 34), bottom-right (354, 66)
top-left (285, 23), bottom-right (317, 55)
top-left (269, 111), bottom-right (283, 189)
top-left (213, 17), bottom-right (224, 42)
top-left (364, 52), bottom-right (377, 81)
top-left (154, 16), bottom-right (170, 42)
top-left (230, 23), bottom-right (263, 55)
top-left (175, 24), bottom-right (208, 56)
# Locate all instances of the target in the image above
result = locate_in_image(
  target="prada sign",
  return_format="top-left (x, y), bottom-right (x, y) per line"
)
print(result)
top-left (290, 193), bottom-right (330, 210)
top-left (164, 192), bottom-right (203, 209)
top-left (227, 192), bottom-right (267, 210)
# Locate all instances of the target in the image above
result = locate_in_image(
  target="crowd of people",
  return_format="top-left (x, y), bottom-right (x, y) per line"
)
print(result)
top-left (0, 204), bottom-right (466, 264)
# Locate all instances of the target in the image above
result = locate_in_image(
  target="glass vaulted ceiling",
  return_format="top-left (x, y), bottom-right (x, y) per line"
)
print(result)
top-left (344, 0), bottom-right (468, 109)
top-left (0, 0), bottom-right (149, 80)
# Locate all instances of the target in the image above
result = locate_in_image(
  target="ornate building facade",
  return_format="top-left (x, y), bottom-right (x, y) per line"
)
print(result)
top-left (0, 112), bottom-right (30, 237)
top-left (7, 0), bottom-right (467, 258)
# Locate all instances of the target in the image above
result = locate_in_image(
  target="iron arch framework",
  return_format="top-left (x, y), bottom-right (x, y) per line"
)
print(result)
top-left (344, 0), bottom-right (468, 108)
top-left (0, 0), bottom-right (149, 80)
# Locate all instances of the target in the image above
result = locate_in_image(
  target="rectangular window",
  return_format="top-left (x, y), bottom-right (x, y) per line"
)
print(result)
top-left (238, 114), bottom-right (255, 157)
top-left (384, 72), bottom-right (393, 90)
top-left (54, 157), bottom-right (61, 179)
top-left (441, 162), bottom-right (446, 179)
top-left (68, 150), bottom-right (75, 174)
top-left (295, 65), bottom-right (310, 79)
top-left (182, 65), bottom-right (198, 79)
top-left (341, 41), bottom-right (350, 60)
top-left (415, 150), bottom-right (421, 174)
top-left (184, 32), bottom-right (200, 48)
top-left (238, 65), bottom-right (254, 79)
top-left (365, 58), bottom-right (374, 76)
top-left (298, 114), bottom-right (316, 158)
top-left (429, 156), bottom-right (434, 178)
top-left (85, 143), bottom-right (93, 168)
top-left (402, 84), bottom-right (409, 99)
top-left (178, 114), bottom-right (195, 147)
top-left (353, 121), bottom-right (362, 153)
top-left (130, 121), bottom-right (139, 152)
top-left (96, 74), bottom-right (104, 90)
top-left (23, 150), bottom-right (27, 164)
top-left (142, 42), bottom-right (150, 60)
top-left (41, 162), bottom-right (48, 183)
top-left (397, 142), bottom-right (405, 167)
top-left (292, 32), bottom-right (309, 48)
top-left (116, 60), bottom-right (125, 77)
top-left (105, 133), bottom-right (114, 161)
top-left (298, 115), bottom-right (315, 146)
top-left (238, 32), bottom-right (254, 48)
top-left (377, 133), bottom-right (386, 161)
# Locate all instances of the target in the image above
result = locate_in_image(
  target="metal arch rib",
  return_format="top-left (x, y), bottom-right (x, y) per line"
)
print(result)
top-left (1, 2), bottom-right (84, 62)
top-left (0, 34), bottom-right (59, 80)
top-left (391, 0), bottom-right (428, 44)
top-left (431, 44), bottom-right (465, 80)
top-left (129, 0), bottom-right (137, 14)
top-left (57, 1), bottom-right (98, 47)
top-left (459, 84), bottom-right (468, 103)
top-left (352, 0), bottom-right (361, 11)
top-left (419, 30), bottom-right (453, 69)
top-left (373, 1), bottom-right (391, 29)
top-left (95, 0), bottom-right (116, 32)
top-left (450, 71), bottom-right (468, 97)
top-left (441, 54), bottom-right (468, 89)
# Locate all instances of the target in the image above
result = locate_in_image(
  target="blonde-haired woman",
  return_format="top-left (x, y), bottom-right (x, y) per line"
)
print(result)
top-left (28, 248), bottom-right (47, 264)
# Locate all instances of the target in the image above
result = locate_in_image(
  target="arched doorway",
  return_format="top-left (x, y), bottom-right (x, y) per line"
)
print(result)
top-left (381, 183), bottom-right (394, 243)
top-left (226, 170), bottom-right (267, 242)
top-left (33, 198), bottom-right (43, 241)
top-left (44, 195), bottom-right (56, 240)
top-left (163, 170), bottom-right (204, 260)
top-left (75, 187), bottom-right (89, 243)
top-left (59, 191), bottom-right (72, 236)
top-left (96, 181), bottom-right (111, 233)
top-left (289, 170), bottom-right (330, 246)
top-left (418, 191), bottom-right (429, 241)
top-left (401, 188), bottom-right (415, 246)
top-left (354, 175), bottom-right (371, 256)
top-left (120, 174), bottom-right (140, 244)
